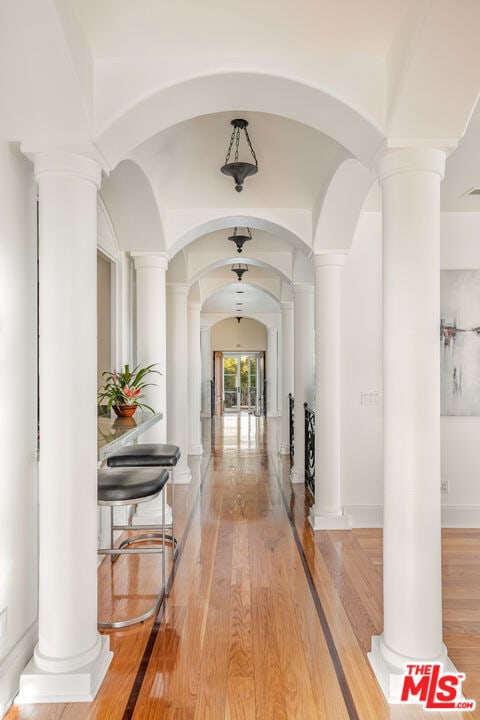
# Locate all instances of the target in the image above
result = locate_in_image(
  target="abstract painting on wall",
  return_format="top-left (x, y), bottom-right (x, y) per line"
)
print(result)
top-left (441, 270), bottom-right (480, 415)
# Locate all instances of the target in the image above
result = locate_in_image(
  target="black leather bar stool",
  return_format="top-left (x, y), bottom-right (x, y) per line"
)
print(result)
top-left (97, 466), bottom-right (169, 629)
top-left (106, 443), bottom-right (180, 558)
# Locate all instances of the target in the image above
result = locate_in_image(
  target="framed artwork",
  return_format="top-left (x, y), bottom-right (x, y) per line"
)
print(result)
top-left (440, 270), bottom-right (480, 416)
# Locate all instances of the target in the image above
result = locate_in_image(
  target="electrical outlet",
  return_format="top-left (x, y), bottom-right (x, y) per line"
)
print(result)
top-left (441, 480), bottom-right (449, 494)
top-left (0, 608), bottom-right (7, 637)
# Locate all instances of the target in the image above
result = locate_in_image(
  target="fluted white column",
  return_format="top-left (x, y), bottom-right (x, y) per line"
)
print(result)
top-left (18, 152), bottom-right (112, 703)
top-left (200, 325), bottom-right (212, 417)
top-left (131, 253), bottom-right (172, 525)
top-left (279, 301), bottom-right (294, 454)
top-left (369, 147), bottom-right (454, 701)
top-left (266, 326), bottom-right (279, 417)
top-left (309, 254), bottom-right (350, 530)
top-left (290, 284), bottom-right (314, 483)
top-left (188, 301), bottom-right (203, 454)
top-left (167, 284), bottom-right (191, 483)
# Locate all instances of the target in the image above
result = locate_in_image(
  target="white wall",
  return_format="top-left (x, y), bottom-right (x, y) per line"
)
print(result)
top-left (341, 212), bottom-right (384, 525)
top-left (441, 213), bottom-right (480, 525)
top-left (0, 143), bottom-right (38, 716)
top-left (211, 317), bottom-right (267, 351)
top-left (341, 210), bottom-right (480, 527)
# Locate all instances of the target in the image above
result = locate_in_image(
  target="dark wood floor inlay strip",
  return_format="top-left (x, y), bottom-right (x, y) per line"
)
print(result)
top-left (121, 455), bottom-right (212, 720)
top-left (273, 465), bottom-right (360, 720)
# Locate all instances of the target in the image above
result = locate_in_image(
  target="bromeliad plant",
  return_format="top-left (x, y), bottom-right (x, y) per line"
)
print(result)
top-left (97, 363), bottom-right (161, 413)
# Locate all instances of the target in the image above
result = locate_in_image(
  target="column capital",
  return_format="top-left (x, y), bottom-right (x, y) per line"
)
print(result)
top-left (167, 283), bottom-right (190, 296)
top-left (377, 147), bottom-right (446, 184)
top-left (30, 150), bottom-right (102, 188)
top-left (188, 301), bottom-right (202, 312)
top-left (313, 253), bottom-right (347, 268)
top-left (132, 252), bottom-right (169, 271)
top-left (280, 301), bottom-right (294, 310)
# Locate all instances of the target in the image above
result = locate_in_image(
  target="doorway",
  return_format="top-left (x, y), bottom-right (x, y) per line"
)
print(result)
top-left (222, 352), bottom-right (264, 414)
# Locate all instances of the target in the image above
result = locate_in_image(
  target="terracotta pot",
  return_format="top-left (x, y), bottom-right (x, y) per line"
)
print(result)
top-left (113, 404), bottom-right (137, 418)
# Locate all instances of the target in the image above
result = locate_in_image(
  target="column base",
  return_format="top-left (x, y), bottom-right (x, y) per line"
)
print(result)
top-left (16, 635), bottom-right (112, 705)
top-left (290, 466), bottom-right (305, 484)
top-left (132, 501), bottom-right (173, 527)
top-left (279, 443), bottom-right (291, 455)
top-left (368, 634), bottom-right (455, 703)
top-left (309, 508), bottom-right (351, 530)
top-left (188, 443), bottom-right (203, 455)
top-left (173, 466), bottom-right (192, 484)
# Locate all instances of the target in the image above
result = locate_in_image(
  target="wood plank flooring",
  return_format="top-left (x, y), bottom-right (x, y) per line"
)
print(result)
top-left (5, 415), bottom-right (480, 719)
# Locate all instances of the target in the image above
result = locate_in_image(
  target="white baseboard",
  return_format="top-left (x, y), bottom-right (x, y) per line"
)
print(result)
top-left (343, 506), bottom-right (383, 528)
top-left (343, 505), bottom-right (480, 529)
top-left (441, 505), bottom-right (480, 527)
top-left (0, 621), bottom-right (37, 718)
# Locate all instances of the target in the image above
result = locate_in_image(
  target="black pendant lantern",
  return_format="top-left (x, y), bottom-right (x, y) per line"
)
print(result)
top-left (231, 263), bottom-right (249, 281)
top-left (228, 226), bottom-right (252, 253)
top-left (221, 119), bottom-right (258, 192)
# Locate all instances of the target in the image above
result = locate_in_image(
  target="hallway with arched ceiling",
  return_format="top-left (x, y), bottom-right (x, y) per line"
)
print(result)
top-left (2, 1), bottom-right (480, 717)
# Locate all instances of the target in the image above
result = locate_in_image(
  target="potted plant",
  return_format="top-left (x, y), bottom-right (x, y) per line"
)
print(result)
top-left (97, 362), bottom-right (161, 417)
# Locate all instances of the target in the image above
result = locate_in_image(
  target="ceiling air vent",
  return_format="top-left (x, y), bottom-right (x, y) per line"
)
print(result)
top-left (463, 187), bottom-right (480, 196)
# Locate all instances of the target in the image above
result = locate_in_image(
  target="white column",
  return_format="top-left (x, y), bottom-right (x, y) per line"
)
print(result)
top-left (167, 284), bottom-right (191, 483)
top-left (200, 325), bottom-right (212, 417)
top-left (18, 152), bottom-right (112, 703)
top-left (368, 147), bottom-right (454, 701)
top-left (133, 253), bottom-right (168, 440)
top-left (279, 301), bottom-right (294, 454)
top-left (188, 301), bottom-right (203, 454)
top-left (130, 253), bottom-right (172, 526)
top-left (266, 326), bottom-right (279, 417)
top-left (309, 254), bottom-right (350, 530)
top-left (290, 284), bottom-right (314, 483)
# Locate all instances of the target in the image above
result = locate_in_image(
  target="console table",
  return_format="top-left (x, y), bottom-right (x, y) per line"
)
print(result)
top-left (98, 410), bottom-right (163, 461)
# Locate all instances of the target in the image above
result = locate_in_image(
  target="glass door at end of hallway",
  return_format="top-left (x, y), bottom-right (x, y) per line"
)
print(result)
top-left (222, 353), bottom-right (263, 414)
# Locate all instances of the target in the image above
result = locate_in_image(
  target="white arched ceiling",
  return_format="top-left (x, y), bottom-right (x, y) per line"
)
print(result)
top-left (95, 72), bottom-right (384, 170)
top-left (202, 281), bottom-right (280, 315)
top-left (182, 229), bottom-right (295, 285)
top-left (313, 158), bottom-right (374, 253)
top-left (100, 159), bottom-right (165, 252)
top-left (132, 112), bottom-right (348, 213)
top-left (188, 255), bottom-right (291, 287)
top-left (167, 212), bottom-right (311, 259)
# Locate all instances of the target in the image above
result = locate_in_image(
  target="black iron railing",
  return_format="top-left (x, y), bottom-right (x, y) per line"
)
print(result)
top-left (304, 402), bottom-right (315, 495)
top-left (288, 393), bottom-right (294, 466)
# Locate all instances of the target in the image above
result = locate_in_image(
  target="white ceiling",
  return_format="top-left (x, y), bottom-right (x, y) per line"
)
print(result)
top-left (65, 0), bottom-right (416, 58)
top-left (133, 111), bottom-right (346, 210)
top-left (442, 101), bottom-right (480, 212)
top-left (202, 281), bottom-right (280, 314)
top-left (58, 0), bottom-right (480, 316)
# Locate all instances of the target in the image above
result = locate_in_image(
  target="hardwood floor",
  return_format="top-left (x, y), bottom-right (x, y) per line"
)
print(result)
top-left (5, 415), bottom-right (480, 719)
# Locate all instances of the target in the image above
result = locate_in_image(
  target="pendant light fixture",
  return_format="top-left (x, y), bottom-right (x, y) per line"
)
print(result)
top-left (231, 263), bottom-right (249, 281)
top-left (221, 119), bottom-right (258, 192)
top-left (228, 226), bottom-right (252, 254)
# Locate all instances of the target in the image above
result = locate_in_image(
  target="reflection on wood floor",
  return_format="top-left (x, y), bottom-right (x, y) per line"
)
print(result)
top-left (5, 415), bottom-right (480, 719)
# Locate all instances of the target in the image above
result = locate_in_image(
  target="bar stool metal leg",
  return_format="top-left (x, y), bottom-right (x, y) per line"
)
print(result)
top-left (97, 467), bottom-right (169, 629)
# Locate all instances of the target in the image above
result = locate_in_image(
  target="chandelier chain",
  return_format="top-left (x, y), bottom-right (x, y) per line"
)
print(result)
top-left (244, 126), bottom-right (258, 167)
top-left (224, 128), bottom-right (236, 164)
top-left (224, 123), bottom-right (257, 166)
top-left (234, 128), bottom-right (240, 162)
